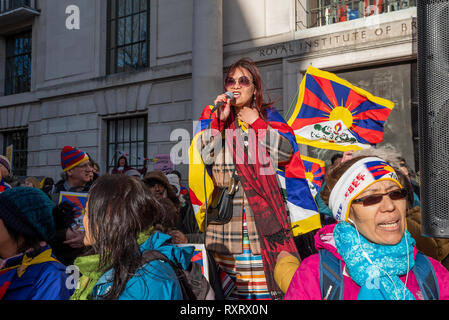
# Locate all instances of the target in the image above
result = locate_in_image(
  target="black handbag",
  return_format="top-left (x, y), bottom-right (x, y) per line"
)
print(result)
top-left (207, 170), bottom-right (239, 225)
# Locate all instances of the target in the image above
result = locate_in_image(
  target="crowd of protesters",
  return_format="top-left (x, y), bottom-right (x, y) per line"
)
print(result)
top-left (1, 58), bottom-right (449, 301)
top-left (1, 144), bottom-right (449, 300)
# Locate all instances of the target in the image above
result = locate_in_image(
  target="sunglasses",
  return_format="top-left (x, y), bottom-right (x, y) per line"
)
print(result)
top-left (224, 76), bottom-right (252, 88)
top-left (352, 188), bottom-right (408, 206)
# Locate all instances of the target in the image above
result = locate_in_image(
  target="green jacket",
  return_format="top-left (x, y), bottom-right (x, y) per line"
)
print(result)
top-left (70, 228), bottom-right (154, 300)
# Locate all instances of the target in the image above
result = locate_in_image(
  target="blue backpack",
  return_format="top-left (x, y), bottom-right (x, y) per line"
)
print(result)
top-left (319, 250), bottom-right (440, 300)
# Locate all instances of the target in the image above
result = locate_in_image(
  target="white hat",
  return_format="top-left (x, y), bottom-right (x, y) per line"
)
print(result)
top-left (166, 173), bottom-right (180, 196)
top-left (328, 157), bottom-right (401, 222)
top-left (126, 169), bottom-right (141, 177)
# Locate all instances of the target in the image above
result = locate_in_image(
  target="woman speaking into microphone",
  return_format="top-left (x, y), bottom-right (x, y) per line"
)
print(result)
top-left (188, 57), bottom-right (320, 300)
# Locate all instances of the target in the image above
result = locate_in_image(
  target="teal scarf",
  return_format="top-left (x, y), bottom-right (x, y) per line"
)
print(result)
top-left (334, 222), bottom-right (416, 300)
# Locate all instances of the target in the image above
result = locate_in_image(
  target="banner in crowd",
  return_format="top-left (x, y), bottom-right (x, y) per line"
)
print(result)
top-left (287, 66), bottom-right (394, 151)
top-left (58, 192), bottom-right (88, 231)
top-left (177, 244), bottom-right (209, 280)
top-left (6, 145), bottom-right (13, 171)
top-left (300, 155), bottom-right (325, 197)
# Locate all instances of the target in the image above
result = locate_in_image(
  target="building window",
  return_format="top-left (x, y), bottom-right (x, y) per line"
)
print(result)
top-left (296, 0), bottom-right (416, 29)
top-left (2, 129), bottom-right (28, 177)
top-left (5, 30), bottom-right (32, 96)
top-left (0, 0), bottom-right (32, 14)
top-left (107, 0), bottom-right (150, 74)
top-left (107, 116), bottom-right (147, 173)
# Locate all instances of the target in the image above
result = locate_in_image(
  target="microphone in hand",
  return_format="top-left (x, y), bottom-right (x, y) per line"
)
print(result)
top-left (211, 91), bottom-right (235, 113)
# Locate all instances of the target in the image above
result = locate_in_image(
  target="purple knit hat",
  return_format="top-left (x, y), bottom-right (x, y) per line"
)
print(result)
top-left (0, 155), bottom-right (11, 173)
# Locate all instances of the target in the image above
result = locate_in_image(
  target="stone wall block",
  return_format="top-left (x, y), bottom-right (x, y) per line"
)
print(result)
top-left (78, 95), bottom-right (97, 114)
top-left (137, 83), bottom-right (152, 111)
top-left (104, 89), bottom-right (117, 115)
top-left (76, 131), bottom-right (98, 147)
top-left (149, 83), bottom-right (172, 105)
top-left (94, 91), bottom-right (108, 116)
top-left (20, 104), bottom-right (31, 127)
top-left (41, 102), bottom-right (58, 119)
top-left (159, 103), bottom-right (186, 122)
top-left (48, 117), bottom-right (68, 134)
top-left (59, 100), bottom-right (78, 117)
top-left (126, 85), bottom-right (139, 112)
top-left (116, 87), bottom-right (128, 114)
top-left (40, 134), bottom-right (57, 150)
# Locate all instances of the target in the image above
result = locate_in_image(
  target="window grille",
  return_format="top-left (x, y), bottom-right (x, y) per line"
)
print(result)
top-left (107, 0), bottom-right (150, 74)
top-left (2, 129), bottom-right (28, 177)
top-left (5, 30), bottom-right (32, 96)
top-left (106, 116), bottom-right (147, 173)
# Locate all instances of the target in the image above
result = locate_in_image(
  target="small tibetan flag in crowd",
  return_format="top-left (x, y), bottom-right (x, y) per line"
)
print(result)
top-left (58, 192), bottom-right (88, 231)
top-left (300, 155), bottom-right (325, 197)
top-left (288, 66), bottom-right (394, 152)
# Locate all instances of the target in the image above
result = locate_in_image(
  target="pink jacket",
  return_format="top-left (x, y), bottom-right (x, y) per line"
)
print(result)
top-left (284, 224), bottom-right (449, 300)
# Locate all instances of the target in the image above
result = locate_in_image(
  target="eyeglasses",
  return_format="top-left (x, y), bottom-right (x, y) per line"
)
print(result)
top-left (352, 188), bottom-right (408, 206)
top-left (224, 76), bottom-right (252, 88)
top-left (77, 163), bottom-right (92, 171)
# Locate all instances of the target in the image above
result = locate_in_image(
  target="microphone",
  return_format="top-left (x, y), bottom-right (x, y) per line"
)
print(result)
top-left (210, 91), bottom-right (235, 113)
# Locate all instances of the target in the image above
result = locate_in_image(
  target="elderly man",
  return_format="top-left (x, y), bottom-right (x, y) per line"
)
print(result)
top-left (53, 146), bottom-right (93, 197)
top-left (50, 146), bottom-right (92, 265)
top-left (0, 155), bottom-right (11, 193)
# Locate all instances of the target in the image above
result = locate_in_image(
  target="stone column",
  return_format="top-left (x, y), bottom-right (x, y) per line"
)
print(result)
top-left (192, 0), bottom-right (223, 120)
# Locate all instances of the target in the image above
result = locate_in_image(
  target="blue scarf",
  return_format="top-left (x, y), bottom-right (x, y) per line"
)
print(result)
top-left (334, 222), bottom-right (416, 300)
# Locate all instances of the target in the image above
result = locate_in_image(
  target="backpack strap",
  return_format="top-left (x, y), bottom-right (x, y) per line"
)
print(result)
top-left (412, 252), bottom-right (440, 300)
top-left (319, 249), bottom-right (345, 300)
top-left (141, 250), bottom-right (197, 300)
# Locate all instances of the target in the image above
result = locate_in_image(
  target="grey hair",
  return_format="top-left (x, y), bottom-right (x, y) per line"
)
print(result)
top-left (352, 143), bottom-right (403, 170)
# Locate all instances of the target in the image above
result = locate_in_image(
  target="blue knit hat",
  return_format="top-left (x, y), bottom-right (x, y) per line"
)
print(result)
top-left (0, 187), bottom-right (56, 241)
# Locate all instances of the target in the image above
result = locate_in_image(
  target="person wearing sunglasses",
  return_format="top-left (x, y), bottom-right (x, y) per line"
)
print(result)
top-left (280, 156), bottom-right (449, 300)
top-left (192, 57), bottom-right (316, 300)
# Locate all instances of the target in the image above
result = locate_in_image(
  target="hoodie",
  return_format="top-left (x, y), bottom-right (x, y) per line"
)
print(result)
top-left (284, 224), bottom-right (449, 300)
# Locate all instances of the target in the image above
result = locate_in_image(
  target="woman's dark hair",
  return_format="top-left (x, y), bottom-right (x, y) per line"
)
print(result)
top-left (115, 155), bottom-right (129, 169)
top-left (6, 227), bottom-right (42, 254)
top-left (394, 168), bottom-right (415, 210)
top-left (224, 57), bottom-right (277, 120)
top-left (86, 174), bottom-right (164, 300)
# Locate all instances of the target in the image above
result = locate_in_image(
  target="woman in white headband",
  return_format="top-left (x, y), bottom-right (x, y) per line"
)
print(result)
top-left (282, 156), bottom-right (449, 300)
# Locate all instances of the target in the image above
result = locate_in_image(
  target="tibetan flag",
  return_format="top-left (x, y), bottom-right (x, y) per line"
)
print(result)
top-left (58, 192), bottom-right (88, 231)
top-left (365, 160), bottom-right (396, 180)
top-left (177, 244), bottom-right (209, 280)
top-left (180, 184), bottom-right (189, 197)
top-left (188, 105), bottom-right (217, 233)
top-left (300, 155), bottom-right (325, 196)
top-left (288, 66), bottom-right (394, 152)
top-left (188, 105), bottom-right (321, 237)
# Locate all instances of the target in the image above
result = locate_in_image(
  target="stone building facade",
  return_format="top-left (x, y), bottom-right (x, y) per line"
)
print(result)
top-left (0, 0), bottom-right (418, 184)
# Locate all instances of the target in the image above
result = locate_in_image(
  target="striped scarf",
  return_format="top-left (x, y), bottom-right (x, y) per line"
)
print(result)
top-left (228, 116), bottom-right (300, 300)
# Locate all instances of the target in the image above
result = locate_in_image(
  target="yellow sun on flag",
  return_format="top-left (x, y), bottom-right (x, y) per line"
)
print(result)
top-left (328, 106), bottom-right (354, 129)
